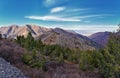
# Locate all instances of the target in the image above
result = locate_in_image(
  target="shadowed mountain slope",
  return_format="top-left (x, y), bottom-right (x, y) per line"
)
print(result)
top-left (89, 32), bottom-right (110, 46)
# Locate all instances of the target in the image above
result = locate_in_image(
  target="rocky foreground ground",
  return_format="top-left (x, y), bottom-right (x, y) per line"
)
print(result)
top-left (0, 57), bottom-right (28, 78)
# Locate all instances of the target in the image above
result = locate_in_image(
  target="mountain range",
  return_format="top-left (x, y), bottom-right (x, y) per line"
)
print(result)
top-left (0, 25), bottom-right (103, 50)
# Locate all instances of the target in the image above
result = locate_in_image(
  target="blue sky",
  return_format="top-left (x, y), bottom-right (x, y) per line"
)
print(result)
top-left (0, 0), bottom-right (120, 35)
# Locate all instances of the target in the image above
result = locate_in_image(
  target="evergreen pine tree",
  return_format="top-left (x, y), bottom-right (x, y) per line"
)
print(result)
top-left (0, 31), bottom-right (2, 40)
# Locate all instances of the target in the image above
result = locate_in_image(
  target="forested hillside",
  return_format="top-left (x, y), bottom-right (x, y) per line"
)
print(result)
top-left (15, 27), bottom-right (120, 78)
top-left (0, 27), bottom-right (120, 78)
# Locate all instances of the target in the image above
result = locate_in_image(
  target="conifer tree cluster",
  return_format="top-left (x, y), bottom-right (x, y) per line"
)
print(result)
top-left (16, 30), bottom-right (120, 77)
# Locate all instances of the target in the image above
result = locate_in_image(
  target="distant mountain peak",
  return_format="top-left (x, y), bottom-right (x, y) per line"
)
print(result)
top-left (89, 32), bottom-right (110, 46)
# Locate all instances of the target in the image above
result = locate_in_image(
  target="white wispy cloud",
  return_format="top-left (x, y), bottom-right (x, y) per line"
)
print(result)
top-left (71, 15), bottom-right (102, 19)
top-left (51, 7), bottom-right (66, 13)
top-left (65, 8), bottom-right (91, 13)
top-left (25, 14), bottom-right (111, 22)
top-left (25, 5), bottom-right (113, 23)
top-left (67, 14), bottom-right (112, 19)
top-left (25, 15), bottom-right (81, 22)
top-left (54, 8), bottom-right (91, 17)
top-left (43, 0), bottom-right (56, 7)
top-left (43, 0), bottom-right (68, 7)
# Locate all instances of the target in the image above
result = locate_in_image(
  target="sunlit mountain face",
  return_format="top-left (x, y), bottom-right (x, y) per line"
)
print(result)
top-left (0, 0), bottom-right (120, 35)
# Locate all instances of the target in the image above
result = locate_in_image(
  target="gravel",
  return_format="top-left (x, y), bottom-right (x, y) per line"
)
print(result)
top-left (0, 57), bottom-right (28, 78)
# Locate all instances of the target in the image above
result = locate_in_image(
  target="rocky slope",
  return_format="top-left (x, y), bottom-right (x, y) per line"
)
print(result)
top-left (37, 28), bottom-right (102, 50)
top-left (89, 32), bottom-right (110, 46)
top-left (0, 25), bottom-right (102, 50)
top-left (0, 57), bottom-right (28, 78)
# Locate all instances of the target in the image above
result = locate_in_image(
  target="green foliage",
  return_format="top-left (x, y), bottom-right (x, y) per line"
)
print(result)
top-left (22, 51), bottom-right (46, 69)
top-left (16, 31), bottom-right (120, 77)
top-left (96, 48), bottom-right (119, 78)
top-left (100, 32), bottom-right (120, 78)
top-left (78, 31), bottom-right (120, 78)
top-left (0, 33), bottom-right (2, 40)
top-left (79, 51), bottom-right (94, 71)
